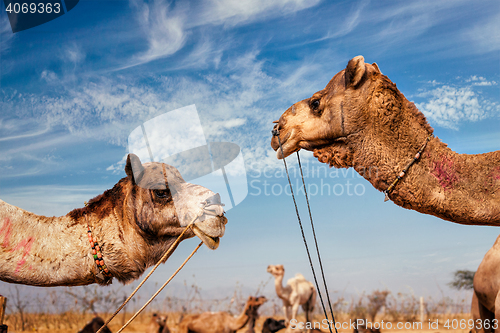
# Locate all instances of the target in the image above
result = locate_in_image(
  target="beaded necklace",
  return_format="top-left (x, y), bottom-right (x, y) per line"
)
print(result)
top-left (84, 202), bottom-right (112, 282)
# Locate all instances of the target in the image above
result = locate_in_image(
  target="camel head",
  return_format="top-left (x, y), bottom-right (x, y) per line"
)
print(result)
top-left (267, 264), bottom-right (285, 278)
top-left (245, 295), bottom-right (268, 315)
top-left (271, 55), bottom-right (383, 167)
top-left (123, 153), bottom-right (227, 250)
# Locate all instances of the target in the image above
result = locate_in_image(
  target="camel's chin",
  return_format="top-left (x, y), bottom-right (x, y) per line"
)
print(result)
top-left (191, 226), bottom-right (220, 250)
top-left (275, 142), bottom-right (299, 159)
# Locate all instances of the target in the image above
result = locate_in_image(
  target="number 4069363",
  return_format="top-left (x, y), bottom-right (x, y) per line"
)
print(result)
top-left (5, 2), bottom-right (61, 14)
top-left (443, 319), bottom-right (499, 330)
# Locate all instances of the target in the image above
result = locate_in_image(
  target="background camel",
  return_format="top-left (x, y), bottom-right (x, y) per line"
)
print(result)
top-left (471, 234), bottom-right (500, 333)
top-left (267, 265), bottom-right (316, 328)
top-left (146, 313), bottom-right (170, 333)
top-left (271, 55), bottom-right (500, 226)
top-left (262, 318), bottom-right (286, 333)
top-left (77, 316), bottom-right (112, 333)
top-left (177, 295), bottom-right (267, 333)
top-left (0, 153), bottom-right (226, 286)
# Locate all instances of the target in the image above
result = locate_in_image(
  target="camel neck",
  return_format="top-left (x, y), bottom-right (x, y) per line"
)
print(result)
top-left (230, 302), bottom-right (252, 330)
top-left (351, 134), bottom-right (500, 225)
top-left (0, 200), bottom-right (98, 286)
top-left (273, 274), bottom-right (286, 299)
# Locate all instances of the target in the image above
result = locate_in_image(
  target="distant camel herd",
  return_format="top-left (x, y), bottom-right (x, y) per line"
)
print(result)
top-left (2, 55), bottom-right (500, 332)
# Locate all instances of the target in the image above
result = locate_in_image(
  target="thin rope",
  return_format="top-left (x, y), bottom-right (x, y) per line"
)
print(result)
top-left (95, 217), bottom-right (200, 333)
top-left (274, 133), bottom-right (335, 333)
top-left (115, 242), bottom-right (203, 333)
top-left (96, 163), bottom-right (207, 333)
top-left (296, 152), bottom-right (337, 331)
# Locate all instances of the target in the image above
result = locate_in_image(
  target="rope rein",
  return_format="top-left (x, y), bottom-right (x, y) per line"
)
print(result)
top-left (272, 129), bottom-right (337, 333)
top-left (95, 164), bottom-right (208, 333)
top-left (383, 134), bottom-right (433, 202)
top-left (95, 215), bottom-right (202, 333)
top-left (296, 153), bottom-right (337, 331)
top-left (115, 242), bottom-right (203, 333)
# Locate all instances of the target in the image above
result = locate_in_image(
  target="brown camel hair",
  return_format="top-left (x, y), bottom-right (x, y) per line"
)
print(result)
top-left (267, 265), bottom-right (316, 329)
top-left (262, 318), bottom-right (286, 333)
top-left (0, 154), bottom-right (226, 286)
top-left (177, 295), bottom-right (267, 333)
top-left (146, 313), bottom-right (170, 333)
top-left (77, 316), bottom-right (112, 333)
top-left (271, 55), bottom-right (500, 226)
top-left (471, 234), bottom-right (500, 333)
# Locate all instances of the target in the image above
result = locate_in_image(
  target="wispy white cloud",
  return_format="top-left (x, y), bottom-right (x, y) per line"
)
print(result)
top-left (3, 50), bottom-right (302, 172)
top-left (415, 82), bottom-right (499, 130)
top-left (466, 75), bottom-right (497, 86)
top-left (198, 0), bottom-right (320, 27)
top-left (122, 0), bottom-right (321, 70)
top-left (0, 13), bottom-right (14, 53)
top-left (119, 0), bottom-right (187, 70)
top-left (63, 43), bottom-right (86, 67)
top-left (40, 70), bottom-right (58, 83)
top-left (1, 185), bottom-right (111, 216)
top-left (462, 12), bottom-right (500, 53)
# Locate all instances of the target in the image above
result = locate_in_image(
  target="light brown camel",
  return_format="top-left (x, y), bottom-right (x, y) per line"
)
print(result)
top-left (471, 234), bottom-right (500, 333)
top-left (271, 55), bottom-right (500, 226)
top-left (146, 313), bottom-right (170, 333)
top-left (0, 153), bottom-right (226, 286)
top-left (267, 265), bottom-right (316, 328)
top-left (177, 295), bottom-right (267, 333)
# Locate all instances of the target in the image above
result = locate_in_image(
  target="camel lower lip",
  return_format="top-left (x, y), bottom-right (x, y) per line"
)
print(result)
top-left (191, 225), bottom-right (220, 250)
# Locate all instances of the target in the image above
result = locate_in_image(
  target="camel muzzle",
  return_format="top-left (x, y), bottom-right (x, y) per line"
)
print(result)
top-left (190, 193), bottom-right (226, 250)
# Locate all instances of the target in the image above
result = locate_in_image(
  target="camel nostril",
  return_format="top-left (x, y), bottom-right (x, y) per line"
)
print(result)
top-left (201, 193), bottom-right (225, 216)
top-left (201, 193), bottom-right (222, 206)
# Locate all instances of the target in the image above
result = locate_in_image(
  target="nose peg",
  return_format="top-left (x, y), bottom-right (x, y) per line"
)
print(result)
top-left (200, 193), bottom-right (225, 216)
top-left (202, 193), bottom-right (223, 206)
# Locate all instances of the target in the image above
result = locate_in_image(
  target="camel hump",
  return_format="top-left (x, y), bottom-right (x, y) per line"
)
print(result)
top-left (294, 273), bottom-right (306, 280)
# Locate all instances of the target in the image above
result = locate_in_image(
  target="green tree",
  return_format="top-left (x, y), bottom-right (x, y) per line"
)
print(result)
top-left (448, 270), bottom-right (475, 290)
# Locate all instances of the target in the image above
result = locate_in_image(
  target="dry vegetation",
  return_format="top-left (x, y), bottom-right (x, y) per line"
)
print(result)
top-left (2, 285), bottom-right (472, 333)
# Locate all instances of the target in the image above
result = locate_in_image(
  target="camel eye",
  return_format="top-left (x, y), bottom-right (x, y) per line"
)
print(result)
top-left (310, 99), bottom-right (321, 113)
top-left (153, 189), bottom-right (170, 200)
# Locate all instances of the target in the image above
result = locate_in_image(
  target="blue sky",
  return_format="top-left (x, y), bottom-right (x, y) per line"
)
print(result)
top-left (1, 0), bottom-right (500, 313)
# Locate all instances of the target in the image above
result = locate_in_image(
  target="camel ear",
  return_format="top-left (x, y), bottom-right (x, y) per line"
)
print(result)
top-left (372, 62), bottom-right (381, 74)
top-left (345, 55), bottom-right (366, 88)
top-left (125, 153), bottom-right (145, 185)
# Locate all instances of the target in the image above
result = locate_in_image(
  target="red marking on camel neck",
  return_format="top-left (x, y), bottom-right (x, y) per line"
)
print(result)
top-left (492, 167), bottom-right (500, 181)
top-left (10, 236), bottom-right (35, 274)
top-left (431, 156), bottom-right (459, 190)
top-left (0, 217), bottom-right (12, 248)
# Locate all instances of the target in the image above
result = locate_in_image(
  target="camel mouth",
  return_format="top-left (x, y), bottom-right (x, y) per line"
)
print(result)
top-left (271, 130), bottom-right (297, 159)
top-left (191, 215), bottom-right (227, 250)
top-left (192, 226), bottom-right (220, 250)
top-left (191, 225), bottom-right (220, 250)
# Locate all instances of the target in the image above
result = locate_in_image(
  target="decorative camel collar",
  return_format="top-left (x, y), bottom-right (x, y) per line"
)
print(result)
top-left (383, 134), bottom-right (433, 202)
top-left (84, 201), bottom-right (113, 284)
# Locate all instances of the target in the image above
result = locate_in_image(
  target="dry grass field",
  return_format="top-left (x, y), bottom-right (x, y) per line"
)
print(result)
top-left (2, 287), bottom-right (473, 333)
top-left (3, 312), bottom-right (474, 333)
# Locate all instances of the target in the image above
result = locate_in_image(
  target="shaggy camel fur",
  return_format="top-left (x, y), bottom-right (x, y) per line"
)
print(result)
top-left (146, 313), bottom-right (170, 333)
top-left (77, 316), bottom-right (112, 333)
top-left (245, 299), bottom-right (262, 333)
top-left (271, 55), bottom-right (500, 226)
top-left (262, 318), bottom-right (287, 333)
top-left (471, 234), bottom-right (500, 333)
top-left (177, 295), bottom-right (267, 333)
top-left (0, 154), bottom-right (226, 286)
top-left (267, 265), bottom-right (316, 328)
